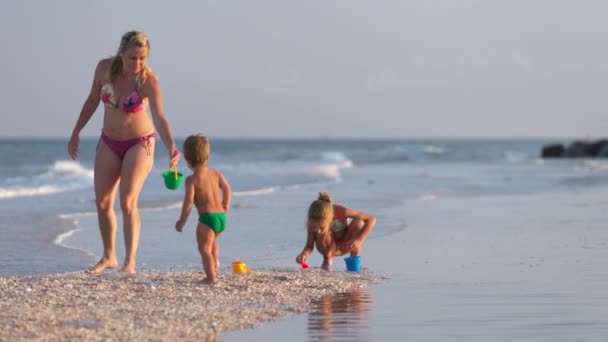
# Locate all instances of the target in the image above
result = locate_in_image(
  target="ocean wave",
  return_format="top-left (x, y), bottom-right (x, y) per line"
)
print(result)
top-left (55, 213), bottom-right (97, 258)
top-left (577, 160), bottom-right (608, 172)
top-left (0, 160), bottom-right (93, 199)
top-left (0, 185), bottom-right (64, 199)
top-left (423, 145), bottom-right (445, 156)
top-left (217, 159), bottom-right (352, 185)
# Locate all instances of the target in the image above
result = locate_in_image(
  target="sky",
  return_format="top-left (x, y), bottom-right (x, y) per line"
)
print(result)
top-left (1, 1), bottom-right (607, 139)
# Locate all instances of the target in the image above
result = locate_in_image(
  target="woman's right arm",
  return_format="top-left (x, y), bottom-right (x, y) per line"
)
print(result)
top-left (68, 60), bottom-right (104, 159)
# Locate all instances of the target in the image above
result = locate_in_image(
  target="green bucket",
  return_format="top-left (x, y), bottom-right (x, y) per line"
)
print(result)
top-left (163, 169), bottom-right (184, 190)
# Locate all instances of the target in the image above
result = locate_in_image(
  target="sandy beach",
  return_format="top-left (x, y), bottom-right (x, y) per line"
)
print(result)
top-left (0, 269), bottom-right (383, 341)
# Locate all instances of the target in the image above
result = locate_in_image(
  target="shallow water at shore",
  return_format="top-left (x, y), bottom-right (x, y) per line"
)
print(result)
top-left (4, 138), bottom-right (608, 340)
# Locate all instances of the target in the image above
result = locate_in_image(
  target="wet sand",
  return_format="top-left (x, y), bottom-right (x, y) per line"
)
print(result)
top-left (0, 269), bottom-right (383, 341)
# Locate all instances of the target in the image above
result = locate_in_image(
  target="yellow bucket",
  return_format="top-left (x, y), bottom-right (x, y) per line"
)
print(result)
top-left (231, 261), bottom-right (251, 274)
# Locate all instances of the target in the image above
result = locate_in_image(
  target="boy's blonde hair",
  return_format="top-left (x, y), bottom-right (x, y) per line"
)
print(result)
top-left (183, 134), bottom-right (210, 168)
top-left (308, 192), bottom-right (333, 223)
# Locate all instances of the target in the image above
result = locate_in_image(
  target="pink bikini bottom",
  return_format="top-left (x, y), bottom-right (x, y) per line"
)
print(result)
top-left (100, 131), bottom-right (156, 160)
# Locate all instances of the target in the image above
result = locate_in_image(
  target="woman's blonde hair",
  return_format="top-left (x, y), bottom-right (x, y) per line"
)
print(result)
top-left (308, 192), bottom-right (333, 223)
top-left (108, 31), bottom-right (151, 83)
top-left (183, 134), bottom-right (210, 168)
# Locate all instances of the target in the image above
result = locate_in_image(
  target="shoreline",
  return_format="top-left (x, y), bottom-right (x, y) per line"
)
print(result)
top-left (0, 269), bottom-right (384, 341)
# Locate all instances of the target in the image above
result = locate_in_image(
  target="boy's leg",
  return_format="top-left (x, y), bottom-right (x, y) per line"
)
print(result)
top-left (212, 234), bottom-right (221, 273)
top-left (314, 232), bottom-right (336, 271)
top-left (197, 223), bottom-right (217, 283)
top-left (343, 219), bottom-right (365, 256)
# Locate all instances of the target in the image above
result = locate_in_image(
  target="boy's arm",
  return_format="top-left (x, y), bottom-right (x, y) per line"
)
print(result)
top-left (218, 171), bottom-right (232, 213)
top-left (175, 177), bottom-right (195, 232)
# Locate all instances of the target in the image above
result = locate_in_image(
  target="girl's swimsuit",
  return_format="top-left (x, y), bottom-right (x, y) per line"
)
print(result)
top-left (199, 212), bottom-right (227, 234)
top-left (99, 75), bottom-right (153, 159)
top-left (331, 204), bottom-right (348, 256)
top-left (331, 204), bottom-right (348, 233)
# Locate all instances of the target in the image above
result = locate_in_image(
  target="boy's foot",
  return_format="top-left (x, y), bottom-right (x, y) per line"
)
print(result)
top-left (85, 258), bottom-right (118, 275)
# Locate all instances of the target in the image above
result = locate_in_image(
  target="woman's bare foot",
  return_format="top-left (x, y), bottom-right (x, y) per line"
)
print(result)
top-left (119, 263), bottom-right (136, 274)
top-left (85, 257), bottom-right (118, 275)
top-left (201, 277), bottom-right (217, 285)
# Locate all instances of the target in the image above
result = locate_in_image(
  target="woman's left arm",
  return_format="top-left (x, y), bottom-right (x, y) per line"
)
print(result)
top-left (146, 73), bottom-right (180, 165)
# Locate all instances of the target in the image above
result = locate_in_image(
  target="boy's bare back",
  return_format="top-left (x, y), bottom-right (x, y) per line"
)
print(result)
top-left (187, 166), bottom-right (225, 214)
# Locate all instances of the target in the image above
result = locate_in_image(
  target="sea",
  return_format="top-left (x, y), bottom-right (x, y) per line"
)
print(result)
top-left (2, 137), bottom-right (608, 341)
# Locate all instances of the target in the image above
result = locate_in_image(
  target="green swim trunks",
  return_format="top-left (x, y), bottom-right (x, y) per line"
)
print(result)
top-left (198, 212), bottom-right (227, 234)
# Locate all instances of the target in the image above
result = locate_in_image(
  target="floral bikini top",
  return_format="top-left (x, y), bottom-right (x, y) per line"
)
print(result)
top-left (100, 76), bottom-right (145, 113)
top-left (331, 204), bottom-right (348, 233)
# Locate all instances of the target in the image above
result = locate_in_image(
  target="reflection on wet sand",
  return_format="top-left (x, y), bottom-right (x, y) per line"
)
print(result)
top-left (308, 289), bottom-right (373, 341)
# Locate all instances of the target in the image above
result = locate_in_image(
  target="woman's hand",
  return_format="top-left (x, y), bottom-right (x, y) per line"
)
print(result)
top-left (68, 134), bottom-right (79, 160)
top-left (169, 147), bottom-right (181, 167)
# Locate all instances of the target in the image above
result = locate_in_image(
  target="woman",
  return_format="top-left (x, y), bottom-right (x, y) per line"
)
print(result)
top-left (68, 31), bottom-right (180, 274)
top-left (296, 192), bottom-right (377, 271)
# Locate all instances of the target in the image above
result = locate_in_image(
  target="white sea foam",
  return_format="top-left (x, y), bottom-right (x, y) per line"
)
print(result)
top-left (416, 192), bottom-right (438, 201)
top-left (579, 160), bottom-right (608, 171)
top-left (0, 160), bottom-right (93, 199)
top-left (423, 145), bottom-right (445, 156)
top-left (48, 160), bottom-right (94, 178)
top-left (0, 185), bottom-right (63, 199)
top-left (54, 214), bottom-right (96, 257)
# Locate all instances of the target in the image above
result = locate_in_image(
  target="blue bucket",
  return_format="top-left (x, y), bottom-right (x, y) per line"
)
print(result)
top-left (344, 256), bottom-right (362, 272)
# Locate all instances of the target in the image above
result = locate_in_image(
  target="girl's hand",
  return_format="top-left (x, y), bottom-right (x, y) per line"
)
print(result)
top-left (296, 253), bottom-right (307, 265)
top-left (68, 134), bottom-right (79, 160)
top-left (343, 238), bottom-right (363, 253)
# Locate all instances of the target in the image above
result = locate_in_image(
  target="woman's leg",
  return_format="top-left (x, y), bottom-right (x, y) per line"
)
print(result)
top-left (197, 224), bottom-right (218, 284)
top-left (118, 138), bottom-right (155, 273)
top-left (87, 139), bottom-right (122, 274)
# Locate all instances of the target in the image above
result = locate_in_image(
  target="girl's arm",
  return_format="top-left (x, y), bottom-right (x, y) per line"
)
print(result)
top-left (218, 171), bottom-right (232, 213)
top-left (145, 73), bottom-right (180, 165)
top-left (296, 229), bottom-right (315, 264)
top-left (343, 207), bottom-right (377, 250)
top-left (175, 176), bottom-right (195, 232)
top-left (68, 60), bottom-right (104, 159)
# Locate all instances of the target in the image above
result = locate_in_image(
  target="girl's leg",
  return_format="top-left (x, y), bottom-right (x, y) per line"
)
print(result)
top-left (87, 139), bottom-right (122, 274)
top-left (118, 139), bottom-right (155, 273)
top-left (314, 232), bottom-right (336, 271)
top-left (197, 224), bottom-right (218, 283)
top-left (342, 219), bottom-right (365, 256)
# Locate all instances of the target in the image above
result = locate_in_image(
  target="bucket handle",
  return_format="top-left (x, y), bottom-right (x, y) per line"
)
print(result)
top-left (170, 163), bottom-right (178, 180)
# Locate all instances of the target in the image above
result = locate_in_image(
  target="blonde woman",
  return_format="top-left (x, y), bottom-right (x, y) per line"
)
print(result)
top-left (68, 31), bottom-right (180, 274)
top-left (296, 192), bottom-right (377, 271)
